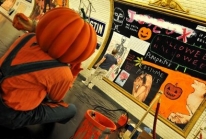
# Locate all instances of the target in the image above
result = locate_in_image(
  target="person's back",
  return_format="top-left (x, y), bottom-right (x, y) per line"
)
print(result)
top-left (82, 49), bottom-right (118, 89)
top-left (99, 53), bottom-right (117, 71)
top-left (0, 7), bottom-right (97, 129)
top-left (0, 34), bottom-right (73, 111)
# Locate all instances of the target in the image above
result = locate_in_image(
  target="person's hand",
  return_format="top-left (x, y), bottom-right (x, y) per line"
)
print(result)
top-left (94, 64), bottom-right (98, 68)
top-left (168, 112), bottom-right (182, 123)
top-left (12, 13), bottom-right (35, 32)
top-left (168, 112), bottom-right (192, 124)
top-left (175, 112), bottom-right (191, 124)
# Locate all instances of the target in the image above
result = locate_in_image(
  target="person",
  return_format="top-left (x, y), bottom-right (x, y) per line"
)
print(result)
top-left (43, 0), bottom-right (51, 13)
top-left (132, 73), bottom-right (153, 102)
top-left (168, 80), bottom-right (206, 125)
top-left (106, 36), bottom-right (127, 80)
top-left (82, 49), bottom-right (120, 89)
top-left (0, 7), bottom-right (97, 129)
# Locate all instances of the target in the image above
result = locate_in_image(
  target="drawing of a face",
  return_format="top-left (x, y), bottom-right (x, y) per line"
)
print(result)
top-left (164, 83), bottom-right (183, 100)
top-left (113, 7), bottom-right (124, 31)
top-left (138, 27), bottom-right (152, 41)
top-left (121, 36), bottom-right (126, 44)
top-left (119, 72), bottom-right (128, 81)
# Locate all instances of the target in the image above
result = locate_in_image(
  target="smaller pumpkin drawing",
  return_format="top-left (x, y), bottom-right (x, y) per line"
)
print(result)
top-left (138, 27), bottom-right (152, 41)
top-left (164, 83), bottom-right (183, 100)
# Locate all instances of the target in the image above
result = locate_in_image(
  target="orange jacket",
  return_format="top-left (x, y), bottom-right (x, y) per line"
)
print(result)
top-left (0, 33), bottom-right (74, 111)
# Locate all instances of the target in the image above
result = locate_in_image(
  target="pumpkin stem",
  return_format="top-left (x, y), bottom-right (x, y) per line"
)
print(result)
top-left (80, 8), bottom-right (88, 20)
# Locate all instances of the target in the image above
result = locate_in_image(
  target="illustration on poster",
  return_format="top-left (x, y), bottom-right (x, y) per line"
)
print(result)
top-left (168, 80), bottom-right (206, 125)
top-left (113, 7), bottom-right (125, 32)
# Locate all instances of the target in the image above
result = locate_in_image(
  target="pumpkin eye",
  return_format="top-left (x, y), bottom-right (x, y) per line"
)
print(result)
top-left (167, 87), bottom-right (170, 90)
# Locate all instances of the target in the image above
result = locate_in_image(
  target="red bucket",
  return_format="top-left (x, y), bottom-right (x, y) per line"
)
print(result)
top-left (72, 110), bottom-right (117, 139)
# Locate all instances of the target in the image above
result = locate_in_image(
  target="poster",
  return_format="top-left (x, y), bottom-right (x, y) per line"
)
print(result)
top-left (99, 1), bottom-right (206, 137)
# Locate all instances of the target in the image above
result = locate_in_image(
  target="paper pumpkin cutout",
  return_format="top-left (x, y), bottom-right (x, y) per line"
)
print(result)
top-left (138, 27), bottom-right (152, 41)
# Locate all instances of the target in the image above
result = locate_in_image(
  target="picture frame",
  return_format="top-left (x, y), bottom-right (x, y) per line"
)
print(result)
top-left (90, 0), bottom-right (206, 137)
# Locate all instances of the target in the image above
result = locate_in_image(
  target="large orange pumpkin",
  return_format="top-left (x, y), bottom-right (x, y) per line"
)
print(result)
top-left (36, 7), bottom-right (97, 64)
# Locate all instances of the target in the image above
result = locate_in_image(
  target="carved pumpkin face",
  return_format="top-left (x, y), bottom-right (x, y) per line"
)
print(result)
top-left (36, 7), bottom-right (97, 64)
top-left (138, 27), bottom-right (152, 41)
top-left (164, 83), bottom-right (182, 100)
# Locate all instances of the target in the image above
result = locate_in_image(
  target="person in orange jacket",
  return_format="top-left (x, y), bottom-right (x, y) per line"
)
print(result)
top-left (0, 7), bottom-right (97, 129)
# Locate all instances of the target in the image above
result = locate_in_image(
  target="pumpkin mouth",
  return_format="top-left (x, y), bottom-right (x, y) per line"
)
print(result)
top-left (140, 34), bottom-right (149, 38)
top-left (164, 91), bottom-right (182, 100)
top-left (165, 91), bottom-right (176, 97)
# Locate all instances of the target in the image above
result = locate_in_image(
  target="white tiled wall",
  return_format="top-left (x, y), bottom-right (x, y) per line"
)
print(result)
top-left (69, 0), bottom-right (112, 45)
top-left (69, 0), bottom-right (206, 139)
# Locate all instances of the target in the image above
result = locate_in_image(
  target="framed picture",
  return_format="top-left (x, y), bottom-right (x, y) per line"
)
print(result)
top-left (92, 1), bottom-right (206, 137)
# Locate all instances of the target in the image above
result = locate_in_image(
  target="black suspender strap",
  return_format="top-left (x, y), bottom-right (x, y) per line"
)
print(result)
top-left (0, 33), bottom-right (68, 79)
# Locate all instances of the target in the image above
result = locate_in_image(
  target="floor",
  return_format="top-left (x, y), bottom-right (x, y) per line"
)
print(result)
top-left (0, 75), bottom-right (125, 139)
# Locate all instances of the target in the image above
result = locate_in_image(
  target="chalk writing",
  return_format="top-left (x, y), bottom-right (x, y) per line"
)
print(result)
top-left (125, 23), bottom-right (139, 32)
top-left (126, 9), bottom-right (196, 43)
top-left (149, 34), bottom-right (206, 75)
top-left (196, 33), bottom-right (206, 45)
top-left (144, 52), bottom-right (170, 66)
top-left (142, 65), bottom-right (165, 78)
